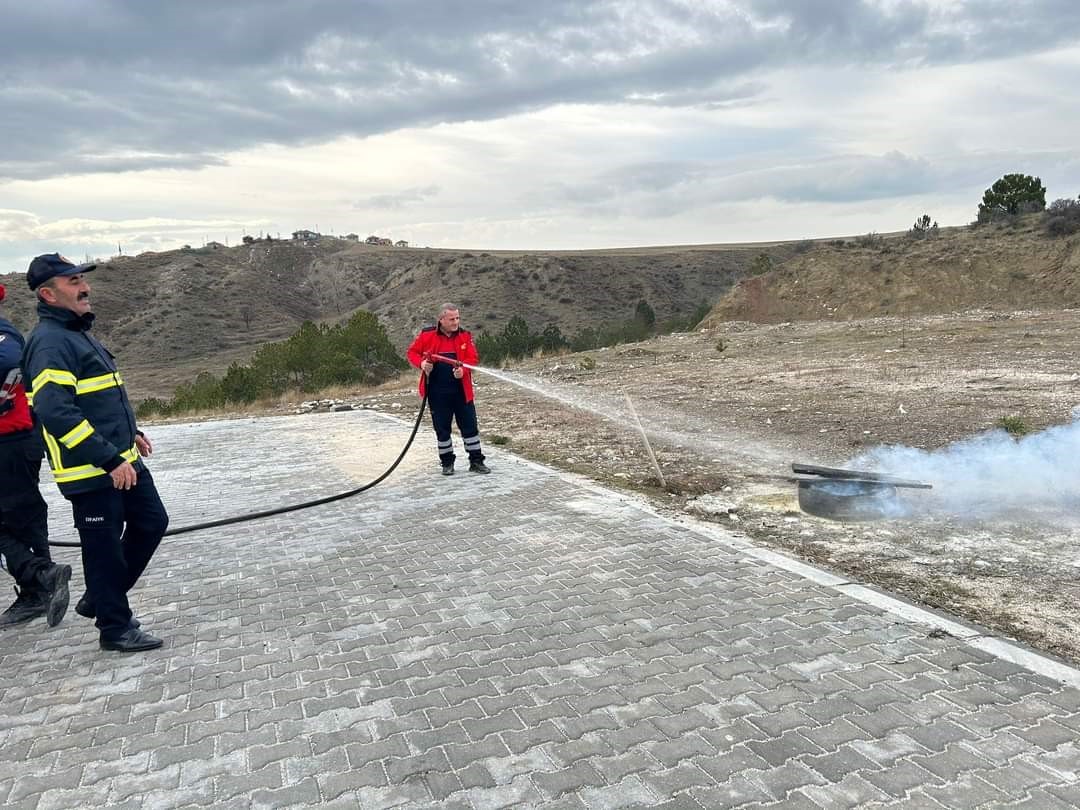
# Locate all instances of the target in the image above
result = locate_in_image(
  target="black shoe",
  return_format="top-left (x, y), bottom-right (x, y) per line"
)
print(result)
top-left (100, 627), bottom-right (163, 652)
top-left (0, 586), bottom-right (47, 627)
top-left (441, 463), bottom-right (455, 476)
top-left (468, 461), bottom-right (491, 474)
top-left (38, 564), bottom-right (72, 628)
top-left (75, 593), bottom-right (94, 619)
top-left (76, 594), bottom-right (140, 628)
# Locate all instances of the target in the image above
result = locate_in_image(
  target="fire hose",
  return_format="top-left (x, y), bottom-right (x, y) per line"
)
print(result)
top-left (48, 392), bottom-right (429, 548)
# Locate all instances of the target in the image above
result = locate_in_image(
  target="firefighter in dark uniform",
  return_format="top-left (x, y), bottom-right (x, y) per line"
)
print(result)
top-left (406, 303), bottom-right (490, 475)
top-left (0, 282), bottom-right (72, 628)
top-left (22, 254), bottom-right (168, 652)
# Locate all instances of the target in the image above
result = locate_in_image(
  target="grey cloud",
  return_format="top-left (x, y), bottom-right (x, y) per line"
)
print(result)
top-left (2, 1), bottom-right (1079, 180)
top-left (557, 161), bottom-right (712, 205)
top-left (761, 151), bottom-right (937, 203)
top-left (546, 149), bottom-right (1061, 218)
top-left (359, 185), bottom-right (441, 209)
top-left (0, 153), bottom-right (228, 181)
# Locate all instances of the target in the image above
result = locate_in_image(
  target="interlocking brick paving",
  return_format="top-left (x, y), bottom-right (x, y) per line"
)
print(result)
top-left (1, 410), bottom-right (1078, 809)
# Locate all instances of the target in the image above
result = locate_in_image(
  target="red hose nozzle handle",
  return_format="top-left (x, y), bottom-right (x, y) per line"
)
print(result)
top-left (429, 352), bottom-right (462, 368)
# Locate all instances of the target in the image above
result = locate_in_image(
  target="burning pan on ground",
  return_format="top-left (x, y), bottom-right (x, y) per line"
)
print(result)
top-left (792, 463), bottom-right (932, 521)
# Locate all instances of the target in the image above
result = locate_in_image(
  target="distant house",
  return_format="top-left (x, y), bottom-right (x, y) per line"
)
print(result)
top-left (344, 233), bottom-right (359, 242)
top-left (365, 235), bottom-right (394, 246)
top-left (293, 229), bottom-right (320, 241)
top-left (395, 240), bottom-right (409, 248)
top-left (205, 241), bottom-right (226, 250)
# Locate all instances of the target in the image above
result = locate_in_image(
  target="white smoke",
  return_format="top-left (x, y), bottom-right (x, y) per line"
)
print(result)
top-left (850, 408), bottom-right (1080, 522)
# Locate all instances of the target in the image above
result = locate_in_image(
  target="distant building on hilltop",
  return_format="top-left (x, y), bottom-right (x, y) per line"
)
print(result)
top-left (395, 239), bottom-right (409, 248)
top-left (205, 241), bottom-right (226, 250)
top-left (344, 233), bottom-right (359, 242)
top-left (365, 235), bottom-right (394, 246)
top-left (292, 229), bottom-right (320, 241)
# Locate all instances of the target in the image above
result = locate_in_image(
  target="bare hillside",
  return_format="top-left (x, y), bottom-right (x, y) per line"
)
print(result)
top-left (2, 217), bottom-right (1076, 401)
top-left (0, 240), bottom-right (785, 398)
top-left (704, 218), bottom-right (1080, 326)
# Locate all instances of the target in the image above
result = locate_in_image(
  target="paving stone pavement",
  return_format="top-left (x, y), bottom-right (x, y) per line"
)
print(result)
top-left (2, 409), bottom-right (1080, 809)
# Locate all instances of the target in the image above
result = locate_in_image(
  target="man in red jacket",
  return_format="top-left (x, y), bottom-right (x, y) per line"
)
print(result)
top-left (0, 283), bottom-right (72, 628)
top-left (406, 303), bottom-right (490, 475)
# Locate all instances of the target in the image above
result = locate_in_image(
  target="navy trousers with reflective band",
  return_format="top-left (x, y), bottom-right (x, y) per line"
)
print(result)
top-left (0, 432), bottom-right (51, 586)
top-left (428, 389), bottom-right (484, 465)
top-left (68, 468), bottom-right (169, 640)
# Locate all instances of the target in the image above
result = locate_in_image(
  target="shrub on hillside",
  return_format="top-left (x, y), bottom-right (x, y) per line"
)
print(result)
top-left (976, 173), bottom-right (1046, 224)
top-left (749, 253), bottom-right (773, 275)
top-left (139, 310), bottom-right (405, 416)
top-left (135, 397), bottom-right (171, 420)
top-left (475, 298), bottom-right (704, 364)
top-left (634, 299), bottom-right (656, 330)
top-left (908, 214), bottom-right (939, 239)
top-left (660, 300), bottom-right (711, 332)
top-left (999, 415), bottom-right (1031, 437)
top-left (1044, 197), bottom-right (1080, 236)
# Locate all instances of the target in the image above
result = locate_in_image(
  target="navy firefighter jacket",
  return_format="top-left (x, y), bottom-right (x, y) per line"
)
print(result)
top-left (22, 301), bottom-right (144, 496)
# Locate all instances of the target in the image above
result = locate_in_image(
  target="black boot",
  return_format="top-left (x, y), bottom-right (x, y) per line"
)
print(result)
top-left (0, 585), bottom-right (47, 627)
top-left (36, 564), bottom-right (72, 628)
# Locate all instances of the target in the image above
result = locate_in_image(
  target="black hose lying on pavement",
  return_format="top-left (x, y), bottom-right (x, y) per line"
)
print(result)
top-left (49, 395), bottom-right (428, 548)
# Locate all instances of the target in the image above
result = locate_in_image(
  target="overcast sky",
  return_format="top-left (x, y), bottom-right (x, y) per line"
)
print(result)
top-left (2, 0), bottom-right (1079, 271)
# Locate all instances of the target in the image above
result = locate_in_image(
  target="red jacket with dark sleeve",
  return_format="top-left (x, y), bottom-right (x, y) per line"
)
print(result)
top-left (406, 326), bottom-right (479, 402)
top-left (0, 315), bottom-right (33, 436)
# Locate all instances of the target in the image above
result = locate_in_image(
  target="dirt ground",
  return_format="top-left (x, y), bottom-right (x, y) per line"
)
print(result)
top-left (352, 309), bottom-right (1080, 665)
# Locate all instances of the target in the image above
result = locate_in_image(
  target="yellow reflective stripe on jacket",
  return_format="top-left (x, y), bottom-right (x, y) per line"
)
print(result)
top-left (75, 372), bottom-right (123, 395)
top-left (27, 369), bottom-right (122, 405)
top-left (58, 419), bottom-right (95, 449)
top-left (42, 429), bottom-right (63, 471)
top-left (49, 445), bottom-right (139, 484)
top-left (30, 368), bottom-right (77, 395)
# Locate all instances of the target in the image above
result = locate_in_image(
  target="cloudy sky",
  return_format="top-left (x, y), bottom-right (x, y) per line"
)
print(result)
top-left (2, 0), bottom-right (1079, 270)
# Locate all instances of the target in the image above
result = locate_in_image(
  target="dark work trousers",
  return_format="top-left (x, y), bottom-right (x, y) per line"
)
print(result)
top-left (428, 388), bottom-right (485, 466)
top-left (0, 432), bottom-right (51, 589)
top-left (67, 468), bottom-right (169, 640)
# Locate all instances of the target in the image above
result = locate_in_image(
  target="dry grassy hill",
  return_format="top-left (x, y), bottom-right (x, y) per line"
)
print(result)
top-left (2, 216), bottom-right (1076, 400)
top-left (702, 217), bottom-right (1080, 326)
top-left (0, 239), bottom-right (792, 397)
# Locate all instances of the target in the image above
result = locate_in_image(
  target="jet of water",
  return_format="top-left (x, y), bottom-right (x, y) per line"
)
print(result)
top-left (466, 364), bottom-right (792, 469)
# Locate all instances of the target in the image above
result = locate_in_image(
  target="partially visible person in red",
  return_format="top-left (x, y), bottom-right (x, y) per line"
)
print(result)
top-left (0, 282), bottom-right (72, 629)
top-left (406, 303), bottom-right (490, 476)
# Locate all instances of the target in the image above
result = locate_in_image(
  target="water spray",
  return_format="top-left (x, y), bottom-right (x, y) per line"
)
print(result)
top-left (428, 351), bottom-right (669, 484)
top-left (625, 394), bottom-right (666, 488)
top-left (430, 354), bottom-right (792, 472)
